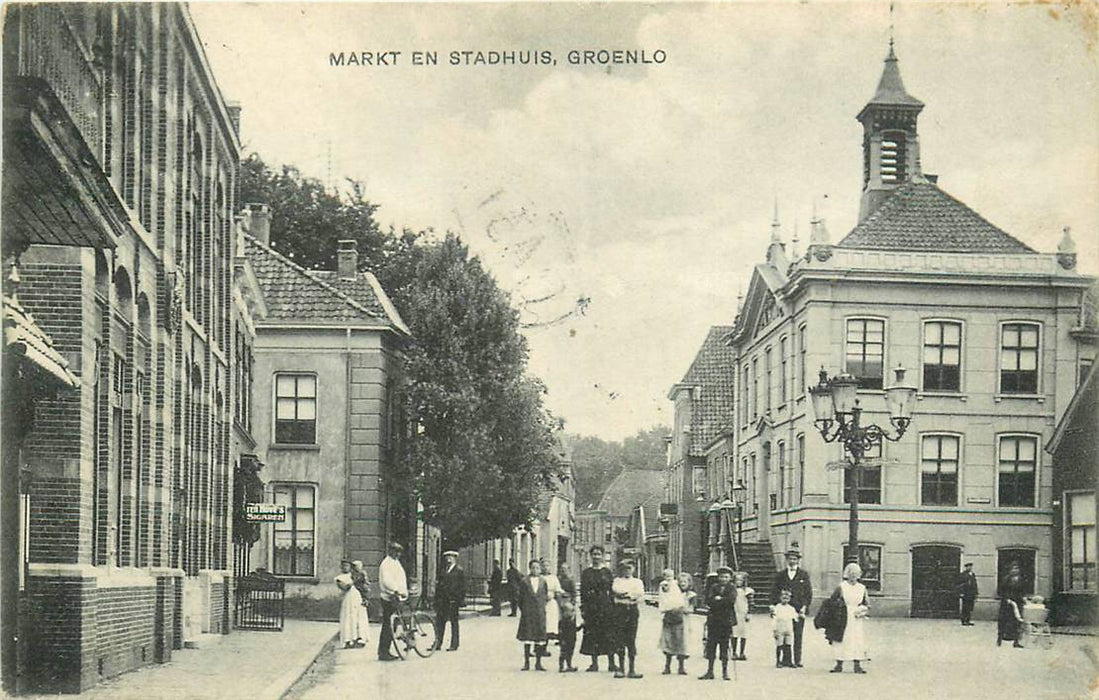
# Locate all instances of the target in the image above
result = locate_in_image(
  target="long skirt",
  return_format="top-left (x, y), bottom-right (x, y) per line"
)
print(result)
top-left (833, 611), bottom-right (867, 661)
top-left (998, 599), bottom-right (1022, 641)
top-left (545, 598), bottom-right (560, 637)
top-left (658, 613), bottom-right (689, 656)
top-left (580, 605), bottom-right (613, 656)
top-left (339, 588), bottom-right (366, 645)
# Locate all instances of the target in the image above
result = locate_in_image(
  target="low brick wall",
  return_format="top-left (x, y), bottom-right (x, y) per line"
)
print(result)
top-left (93, 584), bottom-right (157, 679)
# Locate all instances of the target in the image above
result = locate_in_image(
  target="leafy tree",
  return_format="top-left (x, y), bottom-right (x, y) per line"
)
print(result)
top-left (240, 156), bottom-right (561, 547)
top-left (567, 425), bottom-right (670, 509)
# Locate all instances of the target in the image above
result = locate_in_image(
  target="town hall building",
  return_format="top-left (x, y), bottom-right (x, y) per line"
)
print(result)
top-left (713, 43), bottom-right (1095, 618)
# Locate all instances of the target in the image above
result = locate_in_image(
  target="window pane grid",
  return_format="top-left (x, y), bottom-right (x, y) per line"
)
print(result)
top-left (272, 484), bottom-right (316, 576)
top-left (1000, 323), bottom-right (1039, 394)
top-left (275, 373), bottom-right (318, 444)
top-left (923, 321), bottom-right (962, 392)
top-left (845, 319), bottom-right (885, 389)
top-left (998, 436), bottom-right (1036, 507)
top-left (921, 435), bottom-right (959, 506)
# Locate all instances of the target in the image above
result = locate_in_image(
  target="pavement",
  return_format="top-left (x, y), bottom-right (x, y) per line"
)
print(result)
top-left (291, 607), bottom-right (1099, 700)
top-left (20, 619), bottom-right (337, 700)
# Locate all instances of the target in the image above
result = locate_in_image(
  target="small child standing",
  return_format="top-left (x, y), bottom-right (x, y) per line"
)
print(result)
top-left (732, 572), bottom-right (753, 661)
top-left (699, 566), bottom-right (737, 681)
top-left (771, 588), bottom-right (798, 668)
top-left (558, 595), bottom-right (581, 672)
top-left (657, 569), bottom-right (690, 675)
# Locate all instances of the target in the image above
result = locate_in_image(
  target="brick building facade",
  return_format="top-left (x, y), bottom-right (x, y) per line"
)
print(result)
top-left (3, 5), bottom-right (245, 692)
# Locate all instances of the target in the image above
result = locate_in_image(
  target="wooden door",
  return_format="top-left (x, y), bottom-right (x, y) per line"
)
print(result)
top-left (911, 545), bottom-right (961, 618)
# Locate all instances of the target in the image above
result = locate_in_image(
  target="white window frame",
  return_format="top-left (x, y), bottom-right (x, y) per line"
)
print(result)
top-left (842, 541), bottom-right (884, 592)
top-left (996, 320), bottom-right (1042, 397)
top-left (920, 318), bottom-right (965, 395)
top-left (272, 371), bottom-right (319, 446)
top-left (1064, 489), bottom-right (1097, 593)
top-left (798, 323), bottom-right (808, 398)
top-left (918, 432), bottom-right (963, 507)
top-left (268, 481), bottom-right (319, 578)
top-left (844, 316), bottom-right (888, 391)
top-left (843, 440), bottom-right (885, 505)
top-left (995, 433), bottom-right (1040, 509)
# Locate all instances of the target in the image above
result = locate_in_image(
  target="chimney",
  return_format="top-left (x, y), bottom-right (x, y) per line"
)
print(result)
top-left (337, 239), bottom-right (358, 279)
top-left (226, 101), bottom-right (242, 138)
top-left (245, 203), bottom-right (271, 246)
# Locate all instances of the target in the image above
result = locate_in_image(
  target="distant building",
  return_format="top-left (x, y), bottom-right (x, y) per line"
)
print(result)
top-left (575, 468), bottom-right (664, 573)
top-left (240, 210), bottom-right (427, 612)
top-left (663, 326), bottom-right (736, 580)
top-left (460, 446), bottom-right (574, 596)
top-left (1048, 352), bottom-right (1097, 625)
top-left (2, 4), bottom-right (246, 692)
top-left (723, 44), bottom-right (1095, 617)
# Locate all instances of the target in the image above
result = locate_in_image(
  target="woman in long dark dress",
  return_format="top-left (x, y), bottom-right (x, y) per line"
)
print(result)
top-left (997, 562), bottom-right (1026, 648)
top-left (579, 545), bottom-right (616, 672)
top-left (517, 559), bottom-right (549, 670)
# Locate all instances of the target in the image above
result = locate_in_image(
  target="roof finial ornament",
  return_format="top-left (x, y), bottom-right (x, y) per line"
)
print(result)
top-left (888, 2), bottom-right (896, 59)
top-left (771, 197), bottom-right (782, 242)
top-left (1057, 226), bottom-right (1078, 270)
top-left (791, 222), bottom-right (800, 259)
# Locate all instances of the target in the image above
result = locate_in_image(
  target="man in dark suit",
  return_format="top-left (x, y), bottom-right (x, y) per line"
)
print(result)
top-left (488, 559), bottom-right (504, 616)
top-left (958, 562), bottom-right (978, 625)
top-left (434, 550), bottom-right (466, 650)
top-left (506, 559), bottom-right (522, 616)
top-left (772, 546), bottom-right (812, 668)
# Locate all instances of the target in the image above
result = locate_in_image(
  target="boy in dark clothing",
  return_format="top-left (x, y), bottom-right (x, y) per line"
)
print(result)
top-left (699, 566), bottom-right (738, 681)
top-left (558, 595), bottom-right (580, 672)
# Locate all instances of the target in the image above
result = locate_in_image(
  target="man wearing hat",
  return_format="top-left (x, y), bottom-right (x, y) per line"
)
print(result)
top-left (957, 562), bottom-right (978, 626)
top-left (378, 542), bottom-right (408, 661)
top-left (434, 550), bottom-right (466, 651)
top-left (771, 545), bottom-right (812, 668)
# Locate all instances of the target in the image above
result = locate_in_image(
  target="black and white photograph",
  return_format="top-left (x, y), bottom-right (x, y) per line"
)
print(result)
top-left (1, 1), bottom-right (1096, 698)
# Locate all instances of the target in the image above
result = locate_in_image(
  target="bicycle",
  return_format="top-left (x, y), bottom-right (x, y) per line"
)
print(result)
top-left (388, 583), bottom-right (437, 659)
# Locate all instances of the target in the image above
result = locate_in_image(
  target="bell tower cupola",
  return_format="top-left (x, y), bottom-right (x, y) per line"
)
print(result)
top-left (857, 40), bottom-right (924, 222)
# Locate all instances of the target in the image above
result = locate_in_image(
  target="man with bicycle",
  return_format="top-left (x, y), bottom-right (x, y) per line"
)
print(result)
top-left (378, 542), bottom-right (409, 661)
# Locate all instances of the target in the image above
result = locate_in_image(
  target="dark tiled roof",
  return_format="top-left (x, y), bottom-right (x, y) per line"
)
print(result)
top-left (838, 180), bottom-right (1037, 254)
top-left (861, 47), bottom-right (923, 111)
top-left (679, 326), bottom-right (736, 456)
top-left (596, 469), bottom-right (664, 518)
top-left (244, 234), bottom-right (407, 331)
top-left (1080, 280), bottom-right (1099, 333)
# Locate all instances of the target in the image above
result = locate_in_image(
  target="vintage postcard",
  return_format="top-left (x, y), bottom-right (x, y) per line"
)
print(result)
top-left (1, 1), bottom-right (1096, 698)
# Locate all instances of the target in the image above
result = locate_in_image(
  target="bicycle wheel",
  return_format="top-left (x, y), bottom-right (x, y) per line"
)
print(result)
top-left (388, 613), bottom-right (407, 659)
top-left (411, 612), bottom-right (437, 658)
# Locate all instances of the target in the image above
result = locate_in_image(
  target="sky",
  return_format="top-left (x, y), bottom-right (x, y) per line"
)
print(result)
top-left (190, 1), bottom-right (1099, 441)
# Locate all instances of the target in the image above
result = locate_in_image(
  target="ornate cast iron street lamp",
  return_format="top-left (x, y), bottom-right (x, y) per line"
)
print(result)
top-left (808, 364), bottom-right (916, 562)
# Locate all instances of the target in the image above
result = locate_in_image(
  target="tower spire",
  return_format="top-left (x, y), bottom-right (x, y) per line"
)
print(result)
top-left (856, 36), bottom-right (925, 222)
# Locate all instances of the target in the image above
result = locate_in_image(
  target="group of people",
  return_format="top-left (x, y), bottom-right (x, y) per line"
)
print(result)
top-left (542, 544), bottom-right (870, 681)
top-left (338, 542), bottom-right (1032, 675)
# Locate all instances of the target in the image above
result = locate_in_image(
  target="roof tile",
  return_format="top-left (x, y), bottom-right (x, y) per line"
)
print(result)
top-left (679, 326), bottom-right (736, 456)
top-left (838, 180), bottom-right (1037, 254)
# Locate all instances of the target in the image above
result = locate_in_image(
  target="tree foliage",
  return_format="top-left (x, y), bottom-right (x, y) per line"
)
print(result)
top-left (566, 425), bottom-right (670, 510)
top-left (240, 155), bottom-right (561, 547)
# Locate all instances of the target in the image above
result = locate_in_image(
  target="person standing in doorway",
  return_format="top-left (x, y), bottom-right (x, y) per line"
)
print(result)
top-left (772, 546), bottom-right (812, 668)
top-left (489, 560), bottom-right (504, 616)
top-left (958, 562), bottom-right (978, 626)
top-left (507, 559), bottom-right (522, 617)
top-left (580, 545), bottom-right (616, 672)
top-left (377, 542), bottom-right (408, 661)
top-left (434, 550), bottom-right (465, 651)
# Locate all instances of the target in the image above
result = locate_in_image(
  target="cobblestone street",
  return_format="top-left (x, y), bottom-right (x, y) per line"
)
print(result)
top-left (293, 607), bottom-right (1097, 700)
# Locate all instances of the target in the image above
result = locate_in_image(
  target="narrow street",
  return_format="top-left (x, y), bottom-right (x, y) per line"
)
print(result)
top-left (293, 607), bottom-right (1095, 700)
